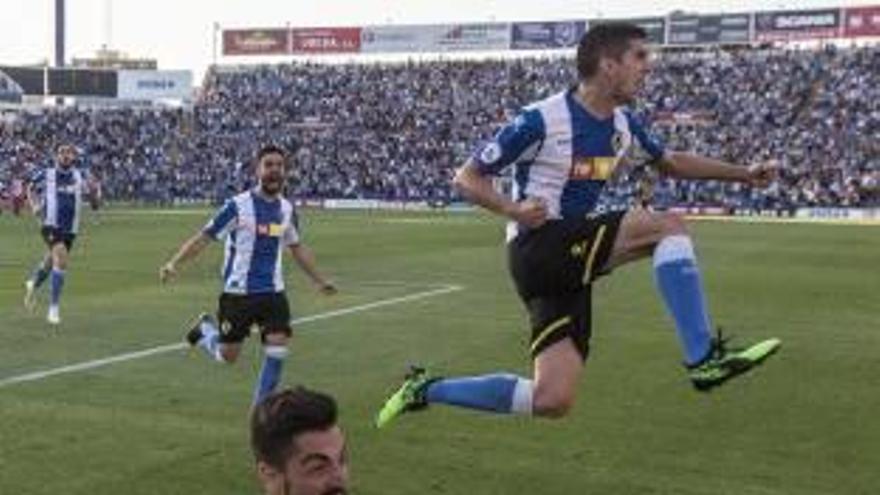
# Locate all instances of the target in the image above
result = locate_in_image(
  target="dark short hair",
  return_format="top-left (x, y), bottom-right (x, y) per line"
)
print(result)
top-left (257, 144), bottom-right (287, 162)
top-left (250, 387), bottom-right (338, 469)
top-left (576, 23), bottom-right (648, 80)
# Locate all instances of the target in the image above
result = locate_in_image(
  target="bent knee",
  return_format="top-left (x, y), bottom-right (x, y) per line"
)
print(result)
top-left (659, 212), bottom-right (688, 236)
top-left (219, 347), bottom-right (240, 363)
top-left (533, 390), bottom-right (576, 419)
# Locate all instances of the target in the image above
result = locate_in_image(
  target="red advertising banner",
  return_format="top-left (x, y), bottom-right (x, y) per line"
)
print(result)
top-left (223, 29), bottom-right (289, 56)
top-left (291, 27), bottom-right (362, 54)
top-left (844, 6), bottom-right (880, 37)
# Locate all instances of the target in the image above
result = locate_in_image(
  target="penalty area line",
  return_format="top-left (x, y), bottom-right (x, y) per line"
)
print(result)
top-left (0, 284), bottom-right (464, 390)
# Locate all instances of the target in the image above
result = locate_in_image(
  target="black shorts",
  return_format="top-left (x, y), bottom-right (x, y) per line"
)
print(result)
top-left (217, 292), bottom-right (292, 344)
top-left (41, 226), bottom-right (76, 250)
top-left (507, 211), bottom-right (626, 361)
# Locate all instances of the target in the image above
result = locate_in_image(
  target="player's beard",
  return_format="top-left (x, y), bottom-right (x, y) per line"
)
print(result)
top-left (260, 177), bottom-right (283, 196)
top-left (280, 479), bottom-right (346, 495)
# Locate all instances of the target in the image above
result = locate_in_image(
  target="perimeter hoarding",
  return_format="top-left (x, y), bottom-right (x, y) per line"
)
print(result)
top-left (668, 13), bottom-right (751, 45)
top-left (117, 70), bottom-right (192, 100)
top-left (755, 9), bottom-right (841, 41)
top-left (222, 29), bottom-right (289, 56)
top-left (511, 20), bottom-right (586, 49)
top-left (843, 5), bottom-right (880, 37)
top-left (593, 17), bottom-right (666, 44)
top-left (291, 27), bottom-right (361, 54)
top-left (361, 23), bottom-right (511, 53)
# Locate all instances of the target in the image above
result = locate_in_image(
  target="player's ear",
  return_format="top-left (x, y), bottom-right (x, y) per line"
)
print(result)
top-left (256, 461), bottom-right (285, 492)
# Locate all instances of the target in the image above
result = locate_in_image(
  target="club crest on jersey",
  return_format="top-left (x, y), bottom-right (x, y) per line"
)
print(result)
top-left (570, 156), bottom-right (618, 180)
top-left (480, 142), bottom-right (503, 164)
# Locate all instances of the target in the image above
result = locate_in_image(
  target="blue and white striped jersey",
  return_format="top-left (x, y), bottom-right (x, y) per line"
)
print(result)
top-left (203, 190), bottom-right (300, 295)
top-left (30, 166), bottom-right (89, 235)
top-left (472, 88), bottom-right (666, 240)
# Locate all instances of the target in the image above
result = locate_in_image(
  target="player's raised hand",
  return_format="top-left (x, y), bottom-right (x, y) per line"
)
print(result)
top-left (511, 197), bottom-right (549, 228)
top-left (159, 262), bottom-right (178, 284)
top-left (747, 161), bottom-right (779, 188)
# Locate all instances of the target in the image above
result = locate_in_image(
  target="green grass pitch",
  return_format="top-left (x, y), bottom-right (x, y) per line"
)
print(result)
top-left (1, 208), bottom-right (878, 494)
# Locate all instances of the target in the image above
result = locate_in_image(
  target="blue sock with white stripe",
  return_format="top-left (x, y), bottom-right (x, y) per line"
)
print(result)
top-left (253, 346), bottom-right (288, 405)
top-left (425, 373), bottom-right (533, 415)
top-left (653, 235), bottom-right (713, 365)
top-left (49, 269), bottom-right (65, 307)
top-left (30, 263), bottom-right (50, 289)
top-left (196, 319), bottom-right (223, 361)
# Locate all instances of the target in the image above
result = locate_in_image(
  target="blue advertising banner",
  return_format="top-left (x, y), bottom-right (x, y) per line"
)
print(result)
top-left (511, 20), bottom-right (586, 49)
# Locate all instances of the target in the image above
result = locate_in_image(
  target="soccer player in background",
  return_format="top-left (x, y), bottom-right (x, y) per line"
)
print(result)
top-left (159, 144), bottom-right (336, 405)
top-left (23, 144), bottom-right (97, 325)
top-left (251, 387), bottom-right (349, 495)
top-left (377, 23), bottom-right (782, 427)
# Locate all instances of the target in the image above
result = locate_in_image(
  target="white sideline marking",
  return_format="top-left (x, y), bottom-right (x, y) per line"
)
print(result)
top-left (0, 284), bottom-right (463, 389)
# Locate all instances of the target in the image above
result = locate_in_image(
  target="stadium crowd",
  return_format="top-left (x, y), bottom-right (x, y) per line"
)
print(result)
top-left (1, 45), bottom-right (877, 209)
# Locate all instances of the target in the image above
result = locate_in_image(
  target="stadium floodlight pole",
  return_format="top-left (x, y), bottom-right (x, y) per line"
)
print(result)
top-left (55, 0), bottom-right (65, 67)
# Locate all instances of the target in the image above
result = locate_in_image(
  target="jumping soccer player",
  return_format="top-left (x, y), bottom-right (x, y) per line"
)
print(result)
top-left (377, 23), bottom-right (782, 427)
top-left (23, 144), bottom-right (97, 325)
top-left (160, 144), bottom-right (336, 405)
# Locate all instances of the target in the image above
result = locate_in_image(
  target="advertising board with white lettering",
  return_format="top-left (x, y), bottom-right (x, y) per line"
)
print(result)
top-left (755, 9), bottom-right (841, 41)
top-left (843, 5), bottom-right (880, 37)
top-left (511, 21), bottom-right (586, 49)
top-left (117, 70), bottom-right (192, 100)
top-left (595, 17), bottom-right (666, 44)
top-left (668, 14), bottom-right (751, 44)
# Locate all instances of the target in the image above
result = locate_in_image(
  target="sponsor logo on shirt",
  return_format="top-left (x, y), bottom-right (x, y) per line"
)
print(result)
top-left (257, 223), bottom-right (284, 237)
top-left (570, 156), bottom-right (618, 180)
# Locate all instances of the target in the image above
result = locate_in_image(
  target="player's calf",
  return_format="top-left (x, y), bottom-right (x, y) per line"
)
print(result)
top-left (531, 339), bottom-right (584, 419)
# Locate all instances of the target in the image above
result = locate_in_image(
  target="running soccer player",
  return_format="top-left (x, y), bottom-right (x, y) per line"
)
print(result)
top-left (23, 144), bottom-right (96, 325)
top-left (376, 23), bottom-right (782, 427)
top-left (159, 144), bottom-right (336, 405)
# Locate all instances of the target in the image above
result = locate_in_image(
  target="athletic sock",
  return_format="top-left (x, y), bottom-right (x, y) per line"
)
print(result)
top-left (30, 263), bottom-right (50, 289)
top-left (653, 235), bottom-right (713, 365)
top-left (253, 345), bottom-right (288, 405)
top-left (49, 269), bottom-right (65, 307)
top-left (196, 319), bottom-right (224, 361)
top-left (425, 373), bottom-right (533, 415)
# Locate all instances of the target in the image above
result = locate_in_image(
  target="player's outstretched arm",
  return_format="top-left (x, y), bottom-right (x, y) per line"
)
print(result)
top-left (452, 160), bottom-right (548, 228)
top-left (159, 233), bottom-right (211, 283)
top-left (658, 152), bottom-right (778, 188)
top-left (288, 244), bottom-right (336, 295)
top-left (26, 185), bottom-right (40, 216)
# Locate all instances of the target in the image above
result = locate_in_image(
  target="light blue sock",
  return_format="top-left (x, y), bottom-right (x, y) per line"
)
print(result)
top-left (49, 269), bottom-right (65, 307)
top-left (31, 263), bottom-right (50, 289)
top-left (197, 319), bottom-right (222, 361)
top-left (253, 346), bottom-right (288, 405)
top-left (653, 235), bottom-right (713, 365)
top-left (425, 373), bottom-right (533, 415)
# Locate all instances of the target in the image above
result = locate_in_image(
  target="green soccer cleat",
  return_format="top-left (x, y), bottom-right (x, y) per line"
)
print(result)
top-left (375, 366), bottom-right (436, 428)
top-left (688, 329), bottom-right (781, 392)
